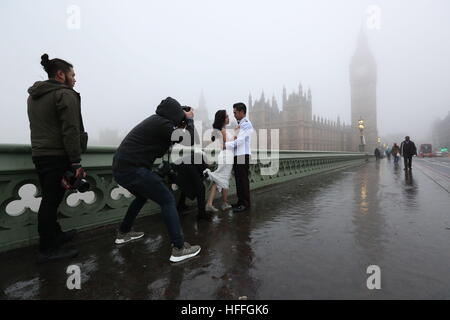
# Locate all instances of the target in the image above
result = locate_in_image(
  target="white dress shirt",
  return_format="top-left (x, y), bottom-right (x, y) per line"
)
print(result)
top-left (225, 117), bottom-right (253, 156)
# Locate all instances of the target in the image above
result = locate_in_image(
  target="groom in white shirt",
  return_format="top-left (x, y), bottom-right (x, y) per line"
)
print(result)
top-left (225, 102), bottom-right (253, 212)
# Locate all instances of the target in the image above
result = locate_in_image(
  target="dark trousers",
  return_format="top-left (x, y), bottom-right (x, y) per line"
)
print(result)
top-left (175, 163), bottom-right (206, 216)
top-left (113, 167), bottom-right (184, 248)
top-left (32, 156), bottom-right (71, 252)
top-left (233, 155), bottom-right (251, 208)
top-left (404, 155), bottom-right (413, 169)
top-left (393, 155), bottom-right (400, 164)
top-left (178, 190), bottom-right (205, 216)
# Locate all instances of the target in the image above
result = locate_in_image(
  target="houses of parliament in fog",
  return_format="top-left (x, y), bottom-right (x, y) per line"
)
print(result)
top-left (96, 30), bottom-right (379, 152)
top-left (248, 30), bottom-right (378, 152)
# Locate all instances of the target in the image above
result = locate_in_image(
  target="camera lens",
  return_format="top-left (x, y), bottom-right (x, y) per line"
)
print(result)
top-left (77, 179), bottom-right (90, 193)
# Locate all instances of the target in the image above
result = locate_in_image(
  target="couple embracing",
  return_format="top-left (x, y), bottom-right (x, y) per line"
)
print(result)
top-left (203, 102), bottom-right (253, 213)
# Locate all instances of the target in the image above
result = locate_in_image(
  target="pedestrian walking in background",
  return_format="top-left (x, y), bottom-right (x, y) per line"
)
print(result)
top-left (400, 136), bottom-right (417, 171)
top-left (391, 143), bottom-right (401, 165)
top-left (374, 147), bottom-right (381, 160)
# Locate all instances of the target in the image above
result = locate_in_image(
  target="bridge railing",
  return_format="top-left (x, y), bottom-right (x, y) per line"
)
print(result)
top-left (0, 144), bottom-right (368, 252)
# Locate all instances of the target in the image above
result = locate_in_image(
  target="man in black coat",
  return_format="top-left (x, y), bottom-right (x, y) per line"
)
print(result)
top-left (112, 97), bottom-right (201, 263)
top-left (374, 148), bottom-right (381, 160)
top-left (400, 136), bottom-right (417, 171)
top-left (172, 151), bottom-right (212, 220)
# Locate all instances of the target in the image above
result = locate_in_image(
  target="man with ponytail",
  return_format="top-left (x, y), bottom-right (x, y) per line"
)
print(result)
top-left (27, 54), bottom-right (88, 263)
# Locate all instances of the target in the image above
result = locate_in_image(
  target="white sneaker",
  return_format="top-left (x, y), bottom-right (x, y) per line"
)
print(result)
top-left (205, 205), bottom-right (219, 212)
top-left (221, 203), bottom-right (232, 210)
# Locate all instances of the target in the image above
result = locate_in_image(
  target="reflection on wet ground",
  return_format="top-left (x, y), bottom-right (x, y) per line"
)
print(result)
top-left (1, 159), bottom-right (449, 299)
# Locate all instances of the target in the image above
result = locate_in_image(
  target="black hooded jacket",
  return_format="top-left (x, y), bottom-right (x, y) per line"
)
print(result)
top-left (400, 140), bottom-right (417, 157)
top-left (112, 97), bottom-right (194, 171)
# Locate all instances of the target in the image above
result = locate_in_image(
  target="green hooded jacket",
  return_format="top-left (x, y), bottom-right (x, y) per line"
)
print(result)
top-left (27, 80), bottom-right (88, 163)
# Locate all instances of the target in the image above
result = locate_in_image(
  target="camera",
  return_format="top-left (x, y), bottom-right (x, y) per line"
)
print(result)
top-left (155, 161), bottom-right (177, 183)
top-left (62, 170), bottom-right (90, 193)
top-left (179, 106), bottom-right (192, 128)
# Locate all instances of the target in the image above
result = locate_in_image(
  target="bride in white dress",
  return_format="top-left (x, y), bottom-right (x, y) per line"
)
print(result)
top-left (203, 110), bottom-right (238, 212)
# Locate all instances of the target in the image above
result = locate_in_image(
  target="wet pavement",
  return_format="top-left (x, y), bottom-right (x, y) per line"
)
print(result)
top-left (414, 157), bottom-right (450, 193)
top-left (415, 156), bottom-right (450, 177)
top-left (1, 159), bottom-right (450, 299)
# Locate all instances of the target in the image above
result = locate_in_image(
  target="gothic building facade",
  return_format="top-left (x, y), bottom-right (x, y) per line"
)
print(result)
top-left (248, 86), bottom-right (353, 151)
top-left (248, 30), bottom-right (377, 152)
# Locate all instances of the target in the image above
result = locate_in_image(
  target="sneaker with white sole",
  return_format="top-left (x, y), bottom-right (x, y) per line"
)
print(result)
top-left (205, 205), bottom-right (219, 212)
top-left (221, 203), bottom-right (232, 210)
top-left (115, 230), bottom-right (144, 244)
top-left (170, 242), bottom-right (201, 262)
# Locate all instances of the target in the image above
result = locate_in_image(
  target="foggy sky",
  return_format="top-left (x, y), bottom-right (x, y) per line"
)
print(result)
top-left (1, 0), bottom-right (449, 145)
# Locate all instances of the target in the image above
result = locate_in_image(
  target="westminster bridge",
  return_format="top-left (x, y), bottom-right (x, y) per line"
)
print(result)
top-left (1, 145), bottom-right (450, 299)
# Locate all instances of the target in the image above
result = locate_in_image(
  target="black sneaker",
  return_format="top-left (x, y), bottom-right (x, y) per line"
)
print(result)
top-left (231, 203), bottom-right (241, 209)
top-left (233, 205), bottom-right (249, 213)
top-left (37, 247), bottom-right (79, 264)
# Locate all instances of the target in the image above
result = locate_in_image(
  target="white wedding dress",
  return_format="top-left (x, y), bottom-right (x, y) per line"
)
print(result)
top-left (204, 131), bottom-right (235, 192)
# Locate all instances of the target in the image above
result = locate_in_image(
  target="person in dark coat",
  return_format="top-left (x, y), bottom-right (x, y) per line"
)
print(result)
top-left (173, 151), bottom-right (212, 220)
top-left (112, 97), bottom-right (201, 263)
top-left (27, 54), bottom-right (88, 263)
top-left (385, 147), bottom-right (391, 160)
top-left (391, 143), bottom-right (401, 164)
top-left (374, 148), bottom-right (381, 160)
top-left (400, 136), bottom-right (417, 171)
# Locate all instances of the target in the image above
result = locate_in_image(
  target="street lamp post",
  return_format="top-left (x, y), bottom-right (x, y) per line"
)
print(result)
top-left (358, 118), bottom-right (365, 152)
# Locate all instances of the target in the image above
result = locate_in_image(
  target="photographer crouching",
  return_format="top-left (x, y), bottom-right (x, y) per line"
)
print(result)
top-left (112, 97), bottom-right (201, 263)
top-left (27, 54), bottom-right (88, 263)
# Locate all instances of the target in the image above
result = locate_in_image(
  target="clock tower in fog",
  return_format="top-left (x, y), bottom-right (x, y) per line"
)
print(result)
top-left (350, 29), bottom-right (378, 152)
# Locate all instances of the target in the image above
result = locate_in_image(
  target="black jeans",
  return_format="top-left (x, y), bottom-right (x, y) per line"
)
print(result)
top-left (175, 163), bottom-right (206, 216)
top-left (113, 167), bottom-right (184, 248)
top-left (404, 155), bottom-right (413, 169)
top-left (177, 190), bottom-right (205, 216)
top-left (32, 156), bottom-right (71, 252)
top-left (233, 155), bottom-right (251, 208)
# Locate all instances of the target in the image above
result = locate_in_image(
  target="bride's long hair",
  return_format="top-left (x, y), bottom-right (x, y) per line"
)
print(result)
top-left (212, 110), bottom-right (227, 130)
